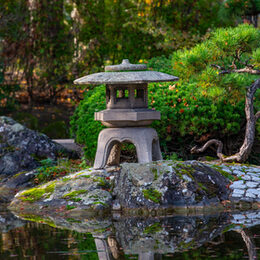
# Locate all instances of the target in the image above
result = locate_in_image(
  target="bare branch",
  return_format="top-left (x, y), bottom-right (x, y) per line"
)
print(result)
top-left (219, 67), bottom-right (260, 75)
top-left (236, 229), bottom-right (257, 260)
top-left (191, 139), bottom-right (225, 162)
top-left (211, 64), bottom-right (225, 70)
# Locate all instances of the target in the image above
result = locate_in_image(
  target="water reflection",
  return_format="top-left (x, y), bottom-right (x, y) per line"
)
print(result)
top-left (0, 208), bottom-right (259, 259)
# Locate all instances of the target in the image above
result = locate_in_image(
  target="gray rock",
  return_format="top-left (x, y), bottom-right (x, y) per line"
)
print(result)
top-left (113, 161), bottom-right (230, 209)
top-left (252, 176), bottom-right (260, 182)
top-left (232, 189), bottom-right (244, 195)
top-left (246, 181), bottom-right (258, 188)
top-left (0, 116), bottom-right (77, 177)
top-left (9, 161), bottom-right (260, 216)
top-left (229, 180), bottom-right (246, 189)
top-left (245, 190), bottom-right (257, 198)
top-left (10, 168), bottom-right (113, 213)
top-left (246, 189), bottom-right (260, 196)
top-left (242, 175), bottom-right (252, 181)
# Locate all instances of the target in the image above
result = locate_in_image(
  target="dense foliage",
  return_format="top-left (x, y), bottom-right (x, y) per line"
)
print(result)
top-left (0, 62), bottom-right (19, 109)
top-left (219, 0), bottom-right (260, 26)
top-left (71, 24), bottom-right (260, 162)
top-left (0, 0), bottom-right (248, 105)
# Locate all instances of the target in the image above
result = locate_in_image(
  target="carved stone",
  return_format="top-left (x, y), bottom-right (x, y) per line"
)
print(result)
top-left (74, 59), bottom-right (178, 169)
top-left (95, 109), bottom-right (160, 127)
top-left (94, 128), bottom-right (162, 169)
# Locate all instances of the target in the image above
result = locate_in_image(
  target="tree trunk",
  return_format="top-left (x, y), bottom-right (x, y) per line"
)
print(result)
top-left (191, 79), bottom-right (260, 163)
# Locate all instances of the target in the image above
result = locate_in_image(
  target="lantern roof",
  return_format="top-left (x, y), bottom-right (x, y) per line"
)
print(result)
top-left (74, 59), bottom-right (178, 85)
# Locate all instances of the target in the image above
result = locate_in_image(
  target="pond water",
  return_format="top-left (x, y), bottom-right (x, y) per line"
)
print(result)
top-left (1, 206), bottom-right (260, 260)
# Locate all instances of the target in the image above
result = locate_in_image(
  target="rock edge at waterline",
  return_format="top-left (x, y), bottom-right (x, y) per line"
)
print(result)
top-left (9, 161), bottom-right (260, 216)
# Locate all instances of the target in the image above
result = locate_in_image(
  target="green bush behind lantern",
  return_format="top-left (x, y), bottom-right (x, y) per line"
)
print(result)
top-left (70, 24), bottom-right (260, 162)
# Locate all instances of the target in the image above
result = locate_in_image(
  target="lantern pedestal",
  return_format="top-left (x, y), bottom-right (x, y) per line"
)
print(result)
top-left (93, 127), bottom-right (162, 169)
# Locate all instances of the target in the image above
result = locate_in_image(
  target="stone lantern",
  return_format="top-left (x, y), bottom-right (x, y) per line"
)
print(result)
top-left (74, 59), bottom-right (178, 169)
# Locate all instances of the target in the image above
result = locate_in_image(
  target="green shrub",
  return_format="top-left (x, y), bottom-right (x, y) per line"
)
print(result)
top-left (70, 24), bottom-right (260, 162)
top-left (70, 87), bottom-right (106, 161)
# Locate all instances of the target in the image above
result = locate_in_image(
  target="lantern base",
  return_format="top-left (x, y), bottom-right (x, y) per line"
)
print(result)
top-left (93, 127), bottom-right (162, 169)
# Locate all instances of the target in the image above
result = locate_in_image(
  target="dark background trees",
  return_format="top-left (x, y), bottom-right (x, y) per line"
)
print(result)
top-left (1, 0), bottom-right (249, 105)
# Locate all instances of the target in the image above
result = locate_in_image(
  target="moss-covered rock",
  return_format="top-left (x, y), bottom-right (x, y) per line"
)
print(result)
top-left (8, 160), bottom-right (260, 217)
top-left (113, 161), bottom-right (231, 212)
top-left (9, 168), bottom-right (113, 215)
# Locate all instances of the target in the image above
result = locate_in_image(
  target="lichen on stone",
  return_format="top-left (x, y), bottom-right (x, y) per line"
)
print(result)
top-left (142, 188), bottom-right (162, 203)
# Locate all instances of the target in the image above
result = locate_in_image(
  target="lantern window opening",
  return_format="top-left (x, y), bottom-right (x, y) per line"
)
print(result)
top-left (136, 88), bottom-right (144, 99)
top-left (116, 88), bottom-right (129, 99)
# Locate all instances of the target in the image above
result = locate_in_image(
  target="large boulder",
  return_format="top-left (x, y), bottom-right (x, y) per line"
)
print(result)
top-left (9, 168), bottom-right (113, 216)
top-left (0, 116), bottom-right (76, 177)
top-left (9, 161), bottom-right (260, 216)
top-left (113, 161), bottom-right (230, 212)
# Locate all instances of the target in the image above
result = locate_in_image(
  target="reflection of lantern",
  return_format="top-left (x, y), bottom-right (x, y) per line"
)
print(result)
top-left (74, 59), bottom-right (178, 169)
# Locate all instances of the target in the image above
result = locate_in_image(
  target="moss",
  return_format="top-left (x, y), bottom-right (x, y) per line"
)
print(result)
top-left (19, 182), bottom-right (56, 202)
top-left (211, 165), bottom-right (236, 181)
top-left (151, 168), bottom-right (158, 180)
top-left (66, 218), bottom-right (81, 223)
top-left (92, 201), bottom-right (106, 206)
top-left (66, 205), bottom-right (76, 210)
top-left (63, 190), bottom-right (87, 199)
top-left (45, 182), bottom-right (56, 193)
top-left (70, 197), bottom-right (82, 202)
top-left (61, 177), bottom-right (71, 182)
top-left (178, 240), bottom-right (195, 250)
top-left (80, 175), bottom-right (91, 178)
top-left (13, 171), bottom-right (27, 178)
top-left (93, 177), bottom-right (110, 188)
top-left (19, 188), bottom-right (45, 202)
top-left (222, 224), bottom-right (237, 233)
top-left (13, 112), bottom-right (38, 130)
top-left (143, 188), bottom-right (162, 203)
top-left (204, 156), bottom-right (217, 161)
top-left (172, 164), bottom-right (195, 181)
top-left (144, 222), bottom-right (162, 234)
top-left (89, 194), bottom-right (99, 199)
top-left (21, 214), bottom-right (56, 228)
top-left (197, 182), bottom-right (208, 191)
